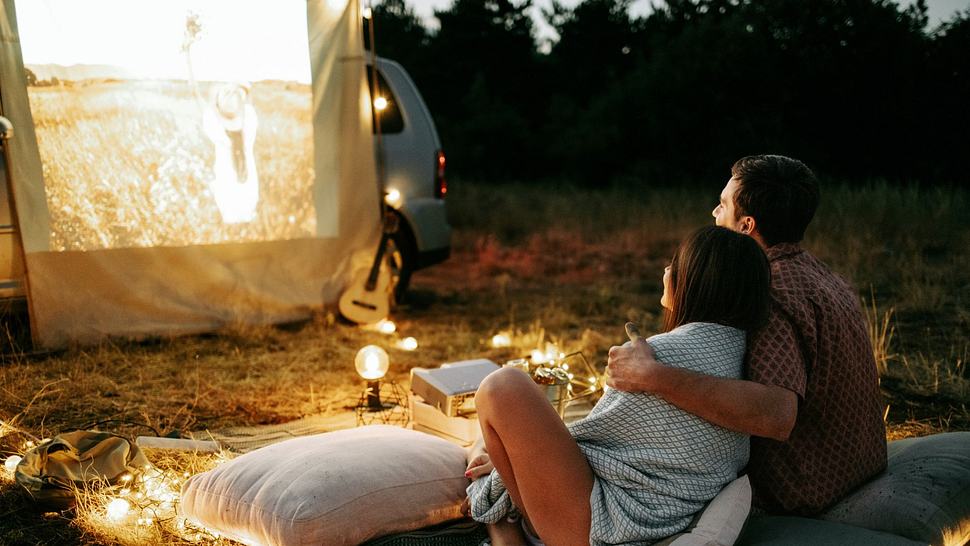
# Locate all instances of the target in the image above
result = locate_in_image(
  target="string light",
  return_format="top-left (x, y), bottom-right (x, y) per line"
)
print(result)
top-left (397, 337), bottom-right (418, 351)
top-left (375, 319), bottom-right (396, 334)
top-left (4, 455), bottom-right (21, 473)
top-left (491, 333), bottom-right (511, 348)
top-left (105, 498), bottom-right (130, 522)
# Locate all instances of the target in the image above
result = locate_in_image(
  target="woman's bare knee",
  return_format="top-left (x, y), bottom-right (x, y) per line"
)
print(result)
top-left (476, 367), bottom-right (534, 414)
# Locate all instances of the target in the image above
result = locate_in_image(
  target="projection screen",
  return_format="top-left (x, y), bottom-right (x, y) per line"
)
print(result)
top-left (0, 0), bottom-right (380, 347)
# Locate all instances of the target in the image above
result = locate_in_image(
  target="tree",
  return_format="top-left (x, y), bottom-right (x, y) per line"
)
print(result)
top-left (367, 0), bottom-right (428, 77)
top-left (424, 0), bottom-right (543, 177)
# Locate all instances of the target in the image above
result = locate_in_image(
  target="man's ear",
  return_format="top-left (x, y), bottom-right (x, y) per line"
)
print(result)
top-left (739, 215), bottom-right (756, 235)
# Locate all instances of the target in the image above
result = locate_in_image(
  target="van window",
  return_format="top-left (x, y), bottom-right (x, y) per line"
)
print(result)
top-left (366, 68), bottom-right (404, 135)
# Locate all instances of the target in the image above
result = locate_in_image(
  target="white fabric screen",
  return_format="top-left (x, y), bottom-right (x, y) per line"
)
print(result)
top-left (0, 0), bottom-right (380, 347)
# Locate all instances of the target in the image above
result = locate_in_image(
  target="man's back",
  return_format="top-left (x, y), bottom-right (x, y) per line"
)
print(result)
top-left (745, 243), bottom-right (887, 515)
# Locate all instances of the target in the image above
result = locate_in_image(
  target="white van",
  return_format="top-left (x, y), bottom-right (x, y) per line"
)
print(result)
top-left (368, 57), bottom-right (451, 300)
top-left (0, 57), bottom-right (449, 311)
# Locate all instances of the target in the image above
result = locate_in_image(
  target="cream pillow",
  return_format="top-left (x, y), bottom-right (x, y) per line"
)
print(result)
top-left (655, 475), bottom-right (752, 546)
top-left (180, 425), bottom-right (469, 546)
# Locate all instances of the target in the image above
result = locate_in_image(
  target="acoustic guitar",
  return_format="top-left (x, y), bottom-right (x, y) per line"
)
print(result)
top-left (338, 213), bottom-right (399, 325)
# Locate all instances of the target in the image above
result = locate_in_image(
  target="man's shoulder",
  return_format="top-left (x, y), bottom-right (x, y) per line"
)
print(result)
top-left (770, 248), bottom-right (854, 302)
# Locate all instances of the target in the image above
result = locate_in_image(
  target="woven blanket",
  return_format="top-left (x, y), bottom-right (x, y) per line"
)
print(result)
top-left (468, 322), bottom-right (750, 545)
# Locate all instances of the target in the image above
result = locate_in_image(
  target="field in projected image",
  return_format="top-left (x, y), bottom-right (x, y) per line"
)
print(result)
top-left (29, 79), bottom-right (317, 251)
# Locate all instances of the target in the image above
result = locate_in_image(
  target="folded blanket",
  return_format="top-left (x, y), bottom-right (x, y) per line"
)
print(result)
top-left (467, 469), bottom-right (515, 524)
top-left (468, 322), bottom-right (749, 546)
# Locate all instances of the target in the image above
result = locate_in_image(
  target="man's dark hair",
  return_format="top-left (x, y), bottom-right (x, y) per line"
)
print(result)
top-left (664, 225), bottom-right (771, 334)
top-left (731, 155), bottom-right (820, 246)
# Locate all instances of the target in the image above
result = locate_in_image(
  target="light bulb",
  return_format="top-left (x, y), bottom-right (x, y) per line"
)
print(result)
top-left (491, 334), bottom-right (511, 348)
top-left (530, 349), bottom-right (546, 364)
top-left (373, 96), bottom-right (388, 111)
top-left (376, 319), bottom-right (396, 334)
top-left (106, 498), bottom-right (130, 522)
top-left (398, 337), bottom-right (418, 351)
top-left (4, 455), bottom-right (22, 473)
top-left (355, 345), bottom-right (389, 380)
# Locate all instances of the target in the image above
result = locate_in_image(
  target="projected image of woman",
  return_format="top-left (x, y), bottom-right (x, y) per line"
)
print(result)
top-left (183, 13), bottom-right (260, 224)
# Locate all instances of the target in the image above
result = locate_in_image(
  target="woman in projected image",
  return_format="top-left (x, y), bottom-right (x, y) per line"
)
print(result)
top-left (183, 13), bottom-right (259, 224)
top-left (465, 226), bottom-right (771, 546)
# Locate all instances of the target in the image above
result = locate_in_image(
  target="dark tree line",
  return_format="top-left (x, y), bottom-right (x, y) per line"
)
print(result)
top-left (368, 0), bottom-right (969, 185)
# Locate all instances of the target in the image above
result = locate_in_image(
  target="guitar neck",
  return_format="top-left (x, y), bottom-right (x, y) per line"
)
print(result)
top-left (364, 232), bottom-right (391, 291)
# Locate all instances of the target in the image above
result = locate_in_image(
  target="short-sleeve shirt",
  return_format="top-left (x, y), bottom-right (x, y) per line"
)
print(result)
top-left (745, 243), bottom-right (887, 515)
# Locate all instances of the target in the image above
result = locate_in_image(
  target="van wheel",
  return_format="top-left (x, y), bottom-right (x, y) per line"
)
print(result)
top-left (387, 217), bottom-right (416, 304)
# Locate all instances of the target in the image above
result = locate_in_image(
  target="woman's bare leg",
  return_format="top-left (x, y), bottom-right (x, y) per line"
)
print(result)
top-left (486, 519), bottom-right (528, 546)
top-left (475, 367), bottom-right (594, 546)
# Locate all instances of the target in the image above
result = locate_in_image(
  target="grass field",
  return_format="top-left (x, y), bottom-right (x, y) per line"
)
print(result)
top-left (30, 80), bottom-right (317, 251)
top-left (1, 179), bottom-right (968, 544)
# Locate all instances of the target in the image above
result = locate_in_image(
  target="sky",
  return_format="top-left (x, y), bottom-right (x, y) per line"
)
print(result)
top-left (406, 0), bottom-right (970, 43)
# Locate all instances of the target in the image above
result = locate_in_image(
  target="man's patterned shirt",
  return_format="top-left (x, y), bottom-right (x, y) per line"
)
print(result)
top-left (745, 243), bottom-right (887, 515)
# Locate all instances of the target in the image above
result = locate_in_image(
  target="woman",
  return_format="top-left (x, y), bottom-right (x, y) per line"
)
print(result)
top-left (466, 225), bottom-right (771, 546)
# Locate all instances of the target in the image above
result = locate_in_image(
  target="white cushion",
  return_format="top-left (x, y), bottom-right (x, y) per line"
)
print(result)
top-left (179, 425), bottom-right (469, 546)
top-left (657, 475), bottom-right (752, 546)
top-left (820, 432), bottom-right (970, 545)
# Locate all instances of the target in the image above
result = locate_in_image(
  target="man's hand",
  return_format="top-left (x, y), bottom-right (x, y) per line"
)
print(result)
top-left (606, 323), bottom-right (662, 392)
top-left (465, 452), bottom-right (494, 480)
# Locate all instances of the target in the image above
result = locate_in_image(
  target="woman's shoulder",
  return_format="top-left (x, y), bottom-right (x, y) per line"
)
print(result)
top-left (647, 322), bottom-right (745, 347)
top-left (646, 322), bottom-right (746, 375)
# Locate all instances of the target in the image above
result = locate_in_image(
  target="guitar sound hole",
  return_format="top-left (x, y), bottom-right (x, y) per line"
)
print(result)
top-left (351, 300), bottom-right (378, 311)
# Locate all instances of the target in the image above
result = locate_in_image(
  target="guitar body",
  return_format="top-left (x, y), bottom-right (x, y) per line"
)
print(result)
top-left (339, 211), bottom-right (400, 325)
top-left (339, 258), bottom-right (393, 325)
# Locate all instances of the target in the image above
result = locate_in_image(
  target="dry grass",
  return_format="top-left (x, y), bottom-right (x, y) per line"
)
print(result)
top-left (1, 179), bottom-right (969, 544)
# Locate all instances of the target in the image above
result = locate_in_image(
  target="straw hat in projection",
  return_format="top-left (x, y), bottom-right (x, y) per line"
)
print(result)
top-left (211, 82), bottom-right (252, 132)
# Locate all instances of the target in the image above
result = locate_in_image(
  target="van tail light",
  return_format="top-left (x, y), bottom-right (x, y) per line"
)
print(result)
top-left (434, 150), bottom-right (447, 199)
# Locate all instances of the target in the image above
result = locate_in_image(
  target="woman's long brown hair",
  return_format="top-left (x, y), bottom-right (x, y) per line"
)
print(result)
top-left (663, 226), bottom-right (771, 333)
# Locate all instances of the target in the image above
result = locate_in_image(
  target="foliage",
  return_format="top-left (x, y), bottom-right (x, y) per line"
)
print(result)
top-left (372, 0), bottom-right (969, 184)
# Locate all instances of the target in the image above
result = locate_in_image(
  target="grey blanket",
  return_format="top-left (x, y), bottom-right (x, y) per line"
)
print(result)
top-left (468, 322), bottom-right (750, 545)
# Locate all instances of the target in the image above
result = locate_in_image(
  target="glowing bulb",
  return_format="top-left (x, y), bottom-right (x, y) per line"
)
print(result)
top-left (530, 349), bottom-right (546, 364)
top-left (561, 363), bottom-right (569, 371)
top-left (373, 96), bottom-right (388, 111)
top-left (491, 334), bottom-right (511, 348)
top-left (384, 188), bottom-right (403, 208)
top-left (355, 345), bottom-right (390, 380)
top-left (106, 498), bottom-right (130, 522)
top-left (376, 319), bottom-right (396, 334)
top-left (362, 6), bottom-right (373, 19)
top-left (4, 455), bottom-right (22, 473)
top-left (398, 337), bottom-right (418, 351)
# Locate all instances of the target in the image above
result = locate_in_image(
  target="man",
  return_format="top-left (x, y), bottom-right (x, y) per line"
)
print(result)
top-left (607, 155), bottom-right (887, 515)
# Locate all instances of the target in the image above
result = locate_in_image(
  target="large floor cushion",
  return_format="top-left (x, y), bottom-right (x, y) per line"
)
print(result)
top-left (737, 515), bottom-right (924, 545)
top-left (820, 432), bottom-right (970, 545)
top-left (180, 425), bottom-right (469, 546)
